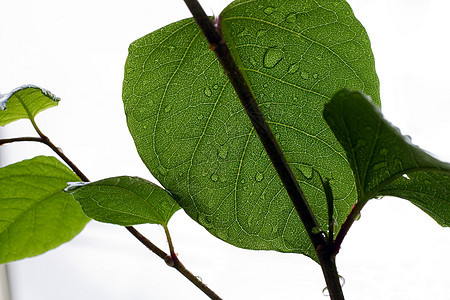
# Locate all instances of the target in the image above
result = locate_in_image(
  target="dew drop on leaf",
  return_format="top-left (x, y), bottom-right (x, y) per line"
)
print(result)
top-left (263, 6), bottom-right (275, 14)
top-left (301, 71), bottom-right (310, 79)
top-left (158, 165), bottom-right (168, 176)
top-left (263, 48), bottom-right (284, 68)
top-left (204, 87), bottom-right (212, 97)
top-left (210, 173), bottom-right (219, 182)
top-left (64, 182), bottom-right (88, 193)
top-left (213, 84), bottom-right (219, 90)
top-left (285, 12), bottom-right (296, 23)
top-left (379, 148), bottom-right (389, 156)
top-left (255, 172), bottom-right (264, 182)
top-left (313, 73), bottom-right (318, 79)
top-left (164, 104), bottom-right (171, 112)
top-left (217, 145), bottom-right (228, 159)
top-left (288, 63), bottom-right (300, 74)
top-left (311, 227), bottom-right (321, 234)
top-left (257, 30), bottom-right (267, 39)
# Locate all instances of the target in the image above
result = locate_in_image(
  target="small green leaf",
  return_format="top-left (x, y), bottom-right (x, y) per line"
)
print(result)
top-left (69, 176), bottom-right (180, 226)
top-left (123, 0), bottom-right (379, 260)
top-left (323, 89), bottom-right (450, 226)
top-left (0, 156), bottom-right (90, 264)
top-left (0, 85), bottom-right (60, 126)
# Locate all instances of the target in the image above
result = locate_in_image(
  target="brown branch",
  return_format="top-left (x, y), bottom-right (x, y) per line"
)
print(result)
top-left (126, 226), bottom-right (222, 300)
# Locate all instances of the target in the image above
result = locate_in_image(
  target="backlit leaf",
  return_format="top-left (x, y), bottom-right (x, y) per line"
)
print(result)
top-left (122, 0), bottom-right (379, 260)
top-left (0, 85), bottom-right (60, 126)
top-left (323, 89), bottom-right (450, 226)
top-left (69, 176), bottom-right (180, 226)
top-left (0, 156), bottom-right (89, 264)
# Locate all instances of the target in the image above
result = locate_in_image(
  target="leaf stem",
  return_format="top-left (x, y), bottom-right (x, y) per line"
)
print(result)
top-left (182, 0), bottom-right (325, 251)
top-left (0, 137), bottom-right (43, 145)
top-left (333, 200), bottom-right (365, 256)
top-left (10, 117), bottom-right (223, 299)
top-left (126, 226), bottom-right (222, 300)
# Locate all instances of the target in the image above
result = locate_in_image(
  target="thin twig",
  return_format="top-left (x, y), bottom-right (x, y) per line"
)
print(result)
top-left (13, 115), bottom-right (222, 299)
top-left (333, 200), bottom-right (364, 256)
top-left (0, 137), bottom-right (43, 145)
top-left (182, 1), bottom-right (345, 299)
top-left (126, 226), bottom-right (222, 300)
top-left (182, 0), bottom-right (325, 250)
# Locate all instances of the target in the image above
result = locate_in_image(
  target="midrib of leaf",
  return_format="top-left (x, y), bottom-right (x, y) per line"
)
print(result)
top-left (267, 121), bottom-right (347, 162)
top-left (186, 80), bottom-right (229, 215)
top-left (88, 184), bottom-right (167, 224)
top-left (243, 68), bottom-right (329, 99)
top-left (152, 20), bottom-right (201, 169)
top-left (0, 189), bottom-right (62, 233)
top-left (15, 93), bottom-right (35, 123)
top-left (223, 15), bottom-right (364, 87)
top-left (365, 167), bottom-right (450, 202)
top-left (233, 127), bottom-right (254, 233)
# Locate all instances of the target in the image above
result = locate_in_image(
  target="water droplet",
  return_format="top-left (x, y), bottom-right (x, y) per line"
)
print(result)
top-left (322, 275), bottom-right (345, 296)
top-left (213, 84), bottom-right (219, 90)
top-left (0, 99), bottom-right (7, 110)
top-left (313, 73), bottom-right (318, 79)
top-left (296, 165), bottom-right (313, 179)
top-left (263, 48), bottom-right (284, 68)
top-left (288, 63), bottom-right (300, 74)
top-left (204, 87), bottom-right (212, 97)
top-left (355, 212), bottom-right (361, 221)
top-left (237, 28), bottom-right (247, 38)
top-left (255, 172), bottom-right (264, 182)
top-left (216, 228), bottom-right (228, 240)
top-left (196, 276), bottom-right (203, 282)
top-left (402, 174), bottom-right (411, 180)
top-left (393, 158), bottom-right (403, 170)
top-left (271, 224), bottom-right (278, 234)
top-left (158, 165), bottom-right (168, 176)
top-left (260, 149), bottom-right (267, 158)
top-left (312, 227), bottom-right (321, 234)
top-left (263, 83), bottom-right (269, 88)
top-left (217, 145), bottom-right (228, 159)
top-left (164, 104), bottom-right (171, 112)
top-left (64, 182), bottom-right (88, 193)
top-left (301, 71), bottom-right (310, 79)
top-left (285, 12), bottom-right (296, 23)
top-left (372, 162), bottom-right (387, 171)
top-left (263, 6), bottom-right (275, 14)
top-left (210, 173), bottom-right (218, 182)
top-left (240, 179), bottom-right (245, 184)
top-left (256, 30), bottom-right (267, 39)
top-left (355, 139), bottom-right (368, 149)
top-left (379, 148), bottom-right (389, 156)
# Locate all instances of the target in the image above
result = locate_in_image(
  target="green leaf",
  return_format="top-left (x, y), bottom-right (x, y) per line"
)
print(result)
top-left (0, 85), bottom-right (60, 126)
top-left (323, 89), bottom-right (450, 226)
top-left (122, 0), bottom-right (379, 260)
top-left (69, 176), bottom-right (180, 226)
top-left (0, 156), bottom-right (89, 264)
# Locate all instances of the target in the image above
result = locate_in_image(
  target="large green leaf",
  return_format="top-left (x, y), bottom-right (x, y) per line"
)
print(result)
top-left (323, 89), bottom-right (450, 226)
top-left (122, 0), bottom-right (379, 259)
top-left (69, 176), bottom-right (180, 226)
top-left (0, 156), bottom-right (90, 263)
top-left (0, 85), bottom-right (60, 126)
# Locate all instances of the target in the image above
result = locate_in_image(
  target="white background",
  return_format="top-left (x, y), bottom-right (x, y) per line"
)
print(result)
top-left (1, 0), bottom-right (449, 299)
